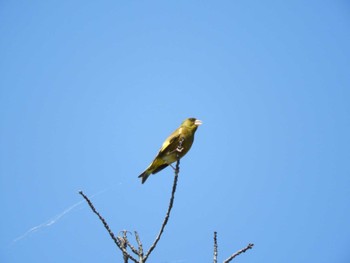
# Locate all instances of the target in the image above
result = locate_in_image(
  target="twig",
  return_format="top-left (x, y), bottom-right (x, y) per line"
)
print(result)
top-left (121, 231), bottom-right (138, 255)
top-left (135, 231), bottom-right (144, 263)
top-left (78, 191), bottom-right (120, 248)
top-left (119, 235), bottom-right (128, 263)
top-left (223, 243), bottom-right (254, 263)
top-left (118, 236), bottom-right (139, 263)
top-left (79, 191), bottom-right (138, 263)
top-left (213, 231), bottom-right (218, 263)
top-left (143, 158), bottom-right (180, 262)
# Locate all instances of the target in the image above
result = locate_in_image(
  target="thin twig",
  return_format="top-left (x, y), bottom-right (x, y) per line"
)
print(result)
top-left (78, 191), bottom-right (120, 248)
top-left (223, 243), bottom-right (254, 263)
top-left (121, 247), bottom-right (138, 263)
top-left (125, 239), bottom-right (138, 256)
top-left (79, 191), bottom-right (138, 263)
top-left (121, 231), bottom-right (138, 255)
top-left (119, 236), bottom-right (128, 263)
top-left (121, 231), bottom-right (139, 263)
top-left (213, 231), bottom-right (218, 263)
top-left (117, 235), bottom-right (135, 262)
top-left (135, 231), bottom-right (144, 262)
top-left (144, 158), bottom-right (180, 262)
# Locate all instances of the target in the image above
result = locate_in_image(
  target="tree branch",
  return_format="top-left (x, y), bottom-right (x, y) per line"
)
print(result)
top-left (143, 158), bottom-right (180, 262)
top-left (213, 231), bottom-right (254, 263)
top-left (79, 140), bottom-right (183, 263)
top-left (135, 231), bottom-right (144, 263)
top-left (223, 243), bottom-right (254, 263)
top-left (78, 191), bottom-right (120, 248)
top-left (213, 231), bottom-right (218, 263)
top-left (79, 191), bottom-right (139, 263)
top-left (121, 231), bottom-right (138, 256)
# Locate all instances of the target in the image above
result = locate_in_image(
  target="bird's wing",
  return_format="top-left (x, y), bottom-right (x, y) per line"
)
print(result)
top-left (158, 129), bottom-right (181, 154)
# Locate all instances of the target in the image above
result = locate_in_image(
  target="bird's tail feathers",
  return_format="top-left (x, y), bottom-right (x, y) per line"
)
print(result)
top-left (138, 161), bottom-right (169, 184)
top-left (138, 171), bottom-right (150, 184)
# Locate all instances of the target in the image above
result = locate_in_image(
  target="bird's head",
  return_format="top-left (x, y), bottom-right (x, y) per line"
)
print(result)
top-left (182, 118), bottom-right (202, 131)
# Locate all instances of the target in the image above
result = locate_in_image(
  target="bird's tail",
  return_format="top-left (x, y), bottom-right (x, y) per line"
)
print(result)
top-left (138, 159), bottom-right (170, 184)
top-left (138, 171), bottom-right (150, 184)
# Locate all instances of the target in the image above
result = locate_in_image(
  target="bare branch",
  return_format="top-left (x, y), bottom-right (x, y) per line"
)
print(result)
top-left (144, 158), bottom-right (180, 262)
top-left (119, 236), bottom-right (128, 263)
top-left (121, 247), bottom-right (138, 263)
top-left (121, 231), bottom-right (138, 256)
top-left (213, 231), bottom-right (218, 263)
top-left (79, 139), bottom-right (183, 263)
top-left (135, 231), bottom-right (144, 262)
top-left (79, 191), bottom-right (138, 263)
top-left (223, 243), bottom-right (254, 263)
top-left (78, 191), bottom-right (120, 248)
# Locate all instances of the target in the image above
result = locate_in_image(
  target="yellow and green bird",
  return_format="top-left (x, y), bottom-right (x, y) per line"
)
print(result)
top-left (138, 118), bottom-right (202, 184)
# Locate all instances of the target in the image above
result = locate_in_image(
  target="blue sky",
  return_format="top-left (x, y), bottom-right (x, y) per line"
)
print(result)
top-left (1, 1), bottom-right (350, 262)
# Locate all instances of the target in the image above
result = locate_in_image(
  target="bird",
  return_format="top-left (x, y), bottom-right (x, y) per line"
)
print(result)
top-left (138, 117), bottom-right (202, 184)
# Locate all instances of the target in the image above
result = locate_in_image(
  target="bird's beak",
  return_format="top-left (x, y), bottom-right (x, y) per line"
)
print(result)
top-left (195, 119), bottom-right (202, 126)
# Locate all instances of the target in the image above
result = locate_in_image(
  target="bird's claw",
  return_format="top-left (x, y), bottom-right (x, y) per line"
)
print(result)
top-left (176, 146), bottom-right (184, 152)
top-left (176, 137), bottom-right (185, 152)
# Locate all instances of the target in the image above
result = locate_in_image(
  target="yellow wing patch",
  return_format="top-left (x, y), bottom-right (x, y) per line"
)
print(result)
top-left (159, 128), bottom-right (181, 153)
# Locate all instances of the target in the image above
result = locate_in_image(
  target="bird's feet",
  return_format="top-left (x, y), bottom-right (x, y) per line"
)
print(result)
top-left (176, 146), bottom-right (184, 152)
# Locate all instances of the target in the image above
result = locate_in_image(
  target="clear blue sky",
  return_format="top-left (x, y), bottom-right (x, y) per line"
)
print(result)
top-left (1, 1), bottom-right (349, 262)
